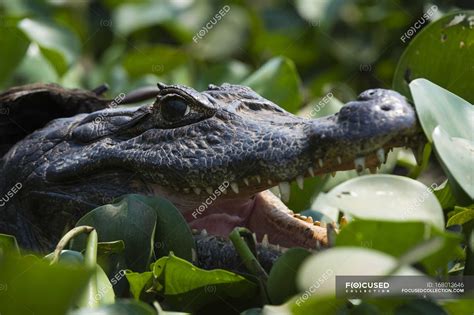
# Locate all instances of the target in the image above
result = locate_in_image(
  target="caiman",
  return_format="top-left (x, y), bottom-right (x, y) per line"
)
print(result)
top-left (0, 82), bottom-right (422, 262)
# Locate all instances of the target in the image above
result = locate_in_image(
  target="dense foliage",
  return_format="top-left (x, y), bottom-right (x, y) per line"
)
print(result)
top-left (0, 1), bottom-right (473, 314)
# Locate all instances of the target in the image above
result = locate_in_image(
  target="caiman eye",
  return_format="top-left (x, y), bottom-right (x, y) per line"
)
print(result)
top-left (160, 97), bottom-right (190, 122)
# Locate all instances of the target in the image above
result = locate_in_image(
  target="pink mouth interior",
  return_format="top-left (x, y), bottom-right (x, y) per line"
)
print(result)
top-left (184, 195), bottom-right (258, 236)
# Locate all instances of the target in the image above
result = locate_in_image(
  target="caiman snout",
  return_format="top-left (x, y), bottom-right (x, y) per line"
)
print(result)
top-left (306, 89), bottom-right (420, 175)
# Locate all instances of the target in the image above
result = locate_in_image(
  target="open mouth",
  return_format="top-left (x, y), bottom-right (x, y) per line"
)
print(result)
top-left (165, 133), bottom-right (425, 249)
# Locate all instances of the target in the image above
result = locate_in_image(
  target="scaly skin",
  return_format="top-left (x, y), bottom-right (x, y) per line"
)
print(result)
top-left (0, 83), bottom-right (422, 252)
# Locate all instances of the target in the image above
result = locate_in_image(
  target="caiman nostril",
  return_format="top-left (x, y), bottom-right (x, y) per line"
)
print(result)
top-left (380, 104), bottom-right (393, 111)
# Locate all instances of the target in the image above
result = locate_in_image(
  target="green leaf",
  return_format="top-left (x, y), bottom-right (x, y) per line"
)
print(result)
top-left (78, 230), bottom-right (102, 308)
top-left (432, 126), bottom-right (474, 200)
top-left (193, 6), bottom-right (249, 60)
top-left (409, 78), bottom-right (473, 142)
top-left (267, 248), bottom-right (311, 305)
top-left (125, 270), bottom-right (154, 300)
top-left (447, 205), bottom-right (474, 226)
top-left (296, 247), bottom-right (423, 299)
top-left (128, 195), bottom-right (196, 262)
top-left (294, 0), bottom-right (345, 31)
top-left (325, 174), bottom-right (445, 229)
top-left (433, 180), bottom-right (458, 210)
top-left (15, 43), bottom-right (59, 83)
top-left (394, 11), bottom-right (474, 103)
top-left (0, 251), bottom-right (92, 315)
top-left (443, 299), bottom-right (474, 315)
top-left (18, 18), bottom-right (80, 75)
top-left (122, 44), bottom-right (188, 78)
top-left (44, 249), bottom-right (84, 265)
top-left (0, 17), bottom-right (29, 86)
top-left (150, 253), bottom-right (257, 311)
top-left (97, 240), bottom-right (125, 256)
top-left (0, 233), bottom-right (20, 254)
top-left (69, 299), bottom-right (157, 315)
top-left (196, 60), bottom-right (251, 91)
top-left (242, 57), bottom-right (302, 114)
top-left (113, 2), bottom-right (173, 35)
top-left (336, 220), bottom-right (463, 275)
top-left (395, 299), bottom-right (448, 315)
top-left (71, 195), bottom-right (158, 272)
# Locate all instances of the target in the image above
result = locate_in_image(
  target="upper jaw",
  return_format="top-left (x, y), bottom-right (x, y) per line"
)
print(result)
top-left (148, 88), bottom-right (422, 203)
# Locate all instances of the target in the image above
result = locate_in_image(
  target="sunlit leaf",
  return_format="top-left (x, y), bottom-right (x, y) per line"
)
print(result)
top-left (297, 247), bottom-right (423, 298)
top-left (432, 126), bottom-right (474, 199)
top-left (325, 175), bottom-right (445, 229)
top-left (409, 78), bottom-right (473, 142)
top-left (18, 18), bottom-right (80, 75)
top-left (447, 205), bottom-right (474, 227)
top-left (129, 253), bottom-right (258, 312)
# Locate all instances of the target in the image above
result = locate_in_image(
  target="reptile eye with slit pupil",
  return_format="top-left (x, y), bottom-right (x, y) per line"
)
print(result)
top-left (160, 97), bottom-right (190, 122)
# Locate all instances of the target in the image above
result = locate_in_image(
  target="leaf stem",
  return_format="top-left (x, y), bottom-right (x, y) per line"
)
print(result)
top-left (50, 225), bottom-right (94, 265)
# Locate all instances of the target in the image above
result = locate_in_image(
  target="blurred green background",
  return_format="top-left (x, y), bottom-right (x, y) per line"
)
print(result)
top-left (0, 0), bottom-right (472, 105)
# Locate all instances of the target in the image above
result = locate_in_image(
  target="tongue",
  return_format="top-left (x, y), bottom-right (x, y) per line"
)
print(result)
top-left (185, 196), bottom-right (256, 236)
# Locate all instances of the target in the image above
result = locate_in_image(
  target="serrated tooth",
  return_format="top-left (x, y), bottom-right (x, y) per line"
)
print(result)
top-left (222, 188), bottom-right (227, 194)
top-left (243, 178), bottom-right (250, 186)
top-left (252, 233), bottom-right (257, 243)
top-left (314, 221), bottom-right (321, 226)
top-left (296, 175), bottom-right (304, 189)
top-left (337, 156), bottom-right (342, 164)
top-left (300, 215), bottom-right (307, 220)
top-left (206, 187), bottom-right (213, 194)
top-left (200, 229), bottom-right (208, 236)
top-left (305, 216), bottom-right (314, 223)
top-left (230, 182), bottom-right (239, 194)
top-left (318, 158), bottom-right (324, 168)
top-left (354, 157), bottom-right (365, 173)
top-left (193, 188), bottom-right (201, 195)
top-left (340, 216), bottom-right (348, 226)
top-left (262, 234), bottom-right (269, 247)
top-left (376, 148), bottom-right (385, 164)
top-left (278, 182), bottom-right (291, 202)
top-left (256, 176), bottom-right (261, 184)
top-left (267, 179), bottom-right (273, 185)
top-left (308, 167), bottom-right (315, 177)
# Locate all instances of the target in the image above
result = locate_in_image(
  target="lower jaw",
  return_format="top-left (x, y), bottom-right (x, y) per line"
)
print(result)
top-left (182, 191), bottom-right (328, 249)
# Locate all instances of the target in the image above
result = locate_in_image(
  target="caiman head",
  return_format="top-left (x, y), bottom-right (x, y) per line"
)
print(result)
top-left (1, 83), bottom-right (422, 250)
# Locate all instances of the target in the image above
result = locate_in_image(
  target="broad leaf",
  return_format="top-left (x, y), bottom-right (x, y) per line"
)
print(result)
top-left (0, 252), bottom-right (92, 315)
top-left (242, 57), bottom-right (302, 114)
top-left (18, 18), bottom-right (80, 75)
top-left (409, 78), bottom-right (473, 142)
top-left (336, 220), bottom-right (463, 275)
top-left (71, 195), bottom-right (157, 272)
top-left (267, 248), bottom-right (311, 305)
top-left (432, 126), bottom-right (474, 199)
top-left (394, 11), bottom-right (474, 103)
top-left (325, 175), bottom-right (445, 229)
